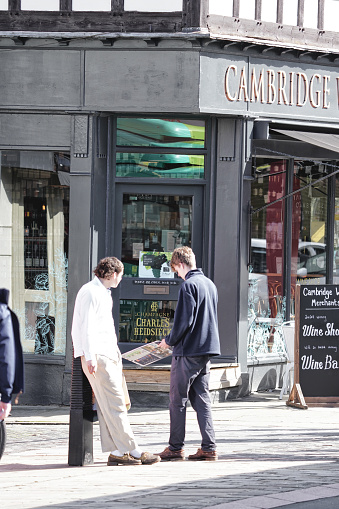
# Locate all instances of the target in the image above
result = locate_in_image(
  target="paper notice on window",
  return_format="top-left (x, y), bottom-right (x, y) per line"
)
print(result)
top-left (133, 243), bottom-right (143, 259)
top-left (121, 341), bottom-right (173, 366)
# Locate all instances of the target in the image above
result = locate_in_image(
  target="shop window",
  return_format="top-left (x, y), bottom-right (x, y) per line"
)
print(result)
top-left (116, 118), bottom-right (205, 180)
top-left (119, 300), bottom-right (176, 344)
top-left (0, 151), bottom-right (70, 355)
top-left (122, 194), bottom-right (192, 277)
top-left (24, 196), bottom-right (48, 290)
top-left (294, 161), bottom-right (328, 289)
top-left (249, 157), bottom-right (330, 359)
top-left (249, 160), bottom-right (286, 321)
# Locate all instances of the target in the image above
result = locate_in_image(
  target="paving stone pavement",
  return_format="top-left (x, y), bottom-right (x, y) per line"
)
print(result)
top-left (1, 391), bottom-right (339, 509)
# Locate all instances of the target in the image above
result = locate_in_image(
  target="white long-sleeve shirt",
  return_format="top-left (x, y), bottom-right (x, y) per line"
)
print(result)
top-left (71, 276), bottom-right (119, 362)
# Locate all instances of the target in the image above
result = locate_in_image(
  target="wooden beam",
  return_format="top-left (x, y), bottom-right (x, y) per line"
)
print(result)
top-left (255, 0), bottom-right (262, 21)
top-left (60, 0), bottom-right (71, 11)
top-left (233, 0), bottom-right (240, 18)
top-left (0, 11), bottom-right (182, 32)
top-left (318, 0), bottom-right (324, 30)
top-left (277, 0), bottom-right (283, 24)
top-left (297, 0), bottom-right (304, 27)
top-left (111, 0), bottom-right (124, 12)
top-left (8, 0), bottom-right (21, 11)
top-left (182, 0), bottom-right (206, 29)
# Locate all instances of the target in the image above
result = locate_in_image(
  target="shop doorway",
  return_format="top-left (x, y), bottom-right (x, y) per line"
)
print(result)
top-left (112, 184), bottom-right (203, 352)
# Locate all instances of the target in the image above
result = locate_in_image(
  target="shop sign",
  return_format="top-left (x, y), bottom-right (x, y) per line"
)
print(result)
top-left (224, 65), bottom-right (331, 110)
top-left (289, 284), bottom-right (339, 407)
top-left (133, 280), bottom-right (179, 285)
top-left (200, 54), bottom-right (339, 120)
top-left (133, 301), bottom-right (172, 340)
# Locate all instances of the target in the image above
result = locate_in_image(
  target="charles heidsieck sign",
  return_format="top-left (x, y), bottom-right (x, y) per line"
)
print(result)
top-left (298, 284), bottom-right (339, 404)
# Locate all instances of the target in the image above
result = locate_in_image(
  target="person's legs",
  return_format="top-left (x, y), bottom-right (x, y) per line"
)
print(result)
top-left (189, 361), bottom-right (216, 451)
top-left (168, 356), bottom-right (189, 451)
top-left (81, 355), bottom-right (138, 453)
top-left (168, 356), bottom-right (212, 451)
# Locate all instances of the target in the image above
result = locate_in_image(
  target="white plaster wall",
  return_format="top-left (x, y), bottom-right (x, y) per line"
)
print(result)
top-left (21, 0), bottom-right (59, 10)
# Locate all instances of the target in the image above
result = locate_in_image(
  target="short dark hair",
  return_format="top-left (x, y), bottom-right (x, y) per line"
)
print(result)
top-left (170, 247), bottom-right (195, 270)
top-left (94, 257), bottom-right (124, 279)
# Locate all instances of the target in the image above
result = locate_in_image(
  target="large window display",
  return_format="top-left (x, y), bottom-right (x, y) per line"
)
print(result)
top-left (249, 157), bottom-right (331, 358)
top-left (115, 118), bottom-right (205, 179)
top-left (0, 151), bottom-right (70, 355)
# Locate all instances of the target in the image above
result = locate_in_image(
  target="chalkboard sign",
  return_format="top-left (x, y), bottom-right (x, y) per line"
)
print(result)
top-left (293, 284), bottom-right (339, 406)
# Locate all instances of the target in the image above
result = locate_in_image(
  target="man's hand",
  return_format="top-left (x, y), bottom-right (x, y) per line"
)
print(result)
top-left (87, 358), bottom-right (97, 378)
top-left (0, 401), bottom-right (11, 419)
top-left (158, 339), bottom-right (169, 349)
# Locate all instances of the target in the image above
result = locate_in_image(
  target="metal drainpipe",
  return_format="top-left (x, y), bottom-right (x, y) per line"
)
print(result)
top-left (283, 158), bottom-right (294, 322)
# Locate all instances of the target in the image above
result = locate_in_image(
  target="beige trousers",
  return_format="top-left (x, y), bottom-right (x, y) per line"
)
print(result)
top-left (81, 354), bottom-right (138, 453)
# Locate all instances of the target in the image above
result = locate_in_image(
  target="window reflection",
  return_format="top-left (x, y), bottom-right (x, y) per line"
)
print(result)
top-left (116, 153), bottom-right (204, 179)
top-left (117, 118), bottom-right (205, 148)
top-left (122, 194), bottom-right (192, 277)
top-left (116, 118), bottom-right (205, 180)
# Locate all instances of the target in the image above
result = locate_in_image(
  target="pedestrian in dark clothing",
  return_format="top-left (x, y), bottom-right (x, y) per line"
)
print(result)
top-left (0, 289), bottom-right (24, 419)
top-left (158, 247), bottom-right (220, 461)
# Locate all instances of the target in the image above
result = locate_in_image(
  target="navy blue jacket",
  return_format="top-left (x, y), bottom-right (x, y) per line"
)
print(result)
top-left (0, 289), bottom-right (24, 404)
top-left (165, 269), bottom-right (220, 357)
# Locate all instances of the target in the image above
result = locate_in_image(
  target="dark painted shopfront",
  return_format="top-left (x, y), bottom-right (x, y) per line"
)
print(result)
top-left (1, 32), bottom-right (339, 404)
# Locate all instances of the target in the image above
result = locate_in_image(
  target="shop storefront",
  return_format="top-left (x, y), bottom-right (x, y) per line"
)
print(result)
top-left (1, 30), bottom-right (339, 403)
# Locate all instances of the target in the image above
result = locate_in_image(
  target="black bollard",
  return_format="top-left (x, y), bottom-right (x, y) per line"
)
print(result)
top-left (68, 356), bottom-right (94, 466)
top-left (0, 419), bottom-right (6, 460)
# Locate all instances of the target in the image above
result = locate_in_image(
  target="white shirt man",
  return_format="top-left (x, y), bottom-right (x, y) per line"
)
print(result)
top-left (71, 257), bottom-right (160, 466)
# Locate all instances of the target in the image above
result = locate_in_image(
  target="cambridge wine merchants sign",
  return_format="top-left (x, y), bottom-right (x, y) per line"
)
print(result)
top-left (295, 284), bottom-right (339, 406)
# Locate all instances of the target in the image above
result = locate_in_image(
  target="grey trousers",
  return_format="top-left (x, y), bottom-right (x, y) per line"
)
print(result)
top-left (169, 355), bottom-right (216, 452)
top-left (81, 355), bottom-right (138, 454)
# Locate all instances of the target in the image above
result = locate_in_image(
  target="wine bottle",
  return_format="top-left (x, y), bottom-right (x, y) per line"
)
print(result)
top-left (26, 242), bottom-right (32, 268)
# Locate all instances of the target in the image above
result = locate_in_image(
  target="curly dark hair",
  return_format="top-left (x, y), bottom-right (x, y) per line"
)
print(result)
top-left (93, 257), bottom-right (124, 279)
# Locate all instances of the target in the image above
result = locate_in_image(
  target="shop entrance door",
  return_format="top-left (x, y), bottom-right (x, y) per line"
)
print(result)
top-left (112, 184), bottom-right (204, 352)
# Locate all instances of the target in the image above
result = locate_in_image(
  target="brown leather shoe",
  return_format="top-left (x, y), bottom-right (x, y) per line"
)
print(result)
top-left (107, 453), bottom-right (141, 466)
top-left (158, 446), bottom-right (185, 461)
top-left (131, 452), bottom-right (161, 465)
top-left (188, 448), bottom-right (218, 461)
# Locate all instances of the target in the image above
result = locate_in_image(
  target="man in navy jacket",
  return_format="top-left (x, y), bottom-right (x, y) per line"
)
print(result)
top-left (158, 247), bottom-right (220, 461)
top-left (0, 289), bottom-right (24, 419)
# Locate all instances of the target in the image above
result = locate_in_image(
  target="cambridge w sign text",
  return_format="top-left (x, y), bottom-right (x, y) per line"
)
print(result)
top-left (200, 54), bottom-right (339, 121)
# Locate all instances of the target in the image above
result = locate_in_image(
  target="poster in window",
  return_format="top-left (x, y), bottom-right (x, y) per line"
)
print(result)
top-left (139, 251), bottom-right (174, 278)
